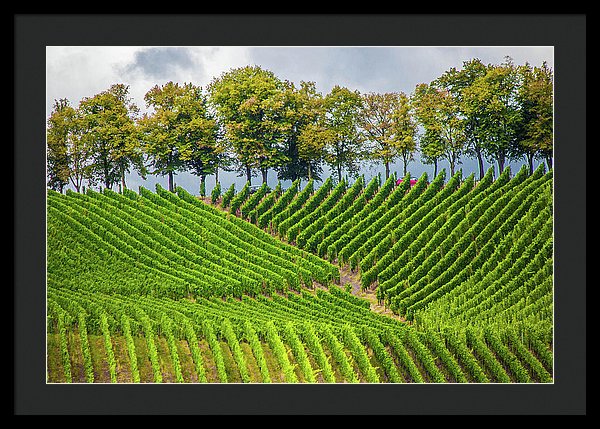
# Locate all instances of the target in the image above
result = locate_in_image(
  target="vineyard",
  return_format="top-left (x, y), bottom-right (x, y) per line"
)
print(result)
top-left (46, 165), bottom-right (554, 383)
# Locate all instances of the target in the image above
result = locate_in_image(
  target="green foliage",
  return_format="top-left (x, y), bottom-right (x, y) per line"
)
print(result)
top-left (358, 92), bottom-right (417, 178)
top-left (120, 315), bottom-right (139, 382)
top-left (160, 314), bottom-right (185, 383)
top-left (210, 181), bottom-right (222, 204)
top-left (412, 82), bottom-right (466, 175)
top-left (460, 58), bottom-right (523, 173)
top-left (299, 322), bottom-right (335, 383)
top-left (221, 183), bottom-right (236, 208)
top-left (258, 179), bottom-right (300, 229)
top-left (278, 81), bottom-right (326, 182)
top-left (50, 302), bottom-right (73, 383)
top-left (207, 65), bottom-right (291, 181)
top-left (265, 321), bottom-right (298, 383)
top-left (340, 324), bottom-right (380, 383)
top-left (243, 320), bottom-right (271, 383)
top-left (282, 322), bottom-right (316, 382)
top-left (48, 58), bottom-right (553, 204)
top-left (100, 312), bottom-right (117, 383)
top-left (272, 179), bottom-right (315, 230)
top-left (203, 320), bottom-right (228, 383)
top-left (320, 324), bottom-right (359, 383)
top-left (221, 319), bottom-right (251, 383)
top-left (382, 329), bottom-right (423, 383)
top-left (361, 327), bottom-right (402, 382)
top-left (516, 62), bottom-right (554, 169)
top-left (240, 182), bottom-right (270, 220)
top-left (140, 81), bottom-right (218, 192)
top-left (79, 84), bottom-right (145, 190)
top-left (322, 86), bottom-right (365, 182)
top-left (183, 319), bottom-right (207, 383)
top-left (78, 312), bottom-right (95, 383)
top-left (46, 99), bottom-right (78, 192)
top-left (229, 182), bottom-right (251, 214)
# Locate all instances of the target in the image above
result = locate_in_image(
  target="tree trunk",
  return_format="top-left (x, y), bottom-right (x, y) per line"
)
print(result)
top-left (261, 168), bottom-right (268, 184)
top-left (215, 167), bottom-right (219, 186)
top-left (337, 164), bottom-right (342, 183)
top-left (103, 155), bottom-right (111, 190)
top-left (498, 157), bottom-right (505, 174)
top-left (246, 165), bottom-right (252, 185)
top-left (433, 160), bottom-right (438, 178)
top-left (385, 161), bottom-right (390, 180)
top-left (200, 174), bottom-right (206, 196)
top-left (307, 164), bottom-right (312, 181)
top-left (546, 155), bottom-right (553, 170)
top-left (527, 153), bottom-right (534, 175)
top-left (168, 171), bottom-right (174, 192)
top-left (121, 167), bottom-right (127, 191)
top-left (476, 148), bottom-right (485, 181)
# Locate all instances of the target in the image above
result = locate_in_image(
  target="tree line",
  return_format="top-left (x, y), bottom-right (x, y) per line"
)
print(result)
top-left (46, 56), bottom-right (553, 195)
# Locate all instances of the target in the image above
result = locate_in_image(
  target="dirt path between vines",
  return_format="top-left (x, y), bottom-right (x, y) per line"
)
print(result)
top-left (336, 264), bottom-right (406, 323)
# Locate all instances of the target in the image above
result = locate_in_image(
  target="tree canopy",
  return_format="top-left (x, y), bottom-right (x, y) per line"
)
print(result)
top-left (78, 83), bottom-right (144, 191)
top-left (516, 61), bottom-right (554, 172)
top-left (357, 91), bottom-right (417, 179)
top-left (412, 82), bottom-right (466, 177)
top-left (207, 65), bottom-right (290, 184)
top-left (139, 81), bottom-right (218, 192)
top-left (47, 98), bottom-right (78, 193)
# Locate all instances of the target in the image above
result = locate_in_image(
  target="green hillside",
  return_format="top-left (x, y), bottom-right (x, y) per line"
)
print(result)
top-left (46, 167), bottom-right (553, 383)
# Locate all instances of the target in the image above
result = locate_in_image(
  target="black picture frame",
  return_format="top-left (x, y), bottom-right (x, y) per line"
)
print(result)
top-left (14, 13), bottom-right (586, 415)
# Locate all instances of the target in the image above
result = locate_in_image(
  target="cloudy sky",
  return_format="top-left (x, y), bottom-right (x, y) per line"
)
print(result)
top-left (46, 45), bottom-right (554, 194)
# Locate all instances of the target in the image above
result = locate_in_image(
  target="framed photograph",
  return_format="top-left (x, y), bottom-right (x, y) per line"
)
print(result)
top-left (15, 14), bottom-right (585, 415)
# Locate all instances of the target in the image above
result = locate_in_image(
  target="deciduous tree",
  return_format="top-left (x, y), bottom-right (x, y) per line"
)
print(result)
top-left (46, 98), bottom-right (79, 192)
top-left (176, 85), bottom-right (220, 195)
top-left (412, 83), bottom-right (466, 176)
top-left (140, 82), bottom-right (216, 192)
top-left (517, 61), bottom-right (553, 172)
top-left (207, 66), bottom-right (290, 185)
top-left (462, 57), bottom-right (522, 175)
top-left (358, 92), bottom-right (417, 179)
top-left (277, 80), bottom-right (324, 182)
top-left (78, 84), bottom-right (145, 191)
top-left (321, 85), bottom-right (364, 183)
top-left (436, 58), bottom-right (489, 180)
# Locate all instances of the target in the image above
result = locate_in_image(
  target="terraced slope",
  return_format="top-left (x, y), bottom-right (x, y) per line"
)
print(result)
top-left (222, 166), bottom-right (554, 341)
top-left (47, 285), bottom-right (552, 383)
top-left (47, 185), bottom-right (339, 299)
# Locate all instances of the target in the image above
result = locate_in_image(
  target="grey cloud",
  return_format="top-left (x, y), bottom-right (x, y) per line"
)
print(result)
top-left (120, 47), bottom-right (200, 80)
